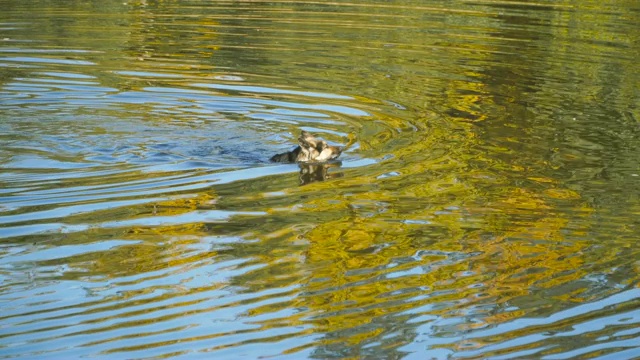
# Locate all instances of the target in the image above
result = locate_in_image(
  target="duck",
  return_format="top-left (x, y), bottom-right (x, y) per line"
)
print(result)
top-left (270, 131), bottom-right (342, 163)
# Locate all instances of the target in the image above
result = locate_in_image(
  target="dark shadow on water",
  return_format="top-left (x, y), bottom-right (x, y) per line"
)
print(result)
top-left (298, 161), bottom-right (343, 186)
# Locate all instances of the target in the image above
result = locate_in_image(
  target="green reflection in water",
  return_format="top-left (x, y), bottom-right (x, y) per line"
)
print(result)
top-left (0, 0), bottom-right (639, 359)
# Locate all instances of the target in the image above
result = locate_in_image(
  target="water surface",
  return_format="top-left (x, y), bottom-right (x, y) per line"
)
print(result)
top-left (1, 0), bottom-right (639, 359)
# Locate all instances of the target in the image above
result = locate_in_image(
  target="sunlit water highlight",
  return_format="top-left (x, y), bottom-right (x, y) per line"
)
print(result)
top-left (1, 0), bottom-right (639, 359)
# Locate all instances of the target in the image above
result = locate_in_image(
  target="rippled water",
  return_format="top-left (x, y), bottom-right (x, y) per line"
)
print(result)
top-left (1, 0), bottom-right (639, 359)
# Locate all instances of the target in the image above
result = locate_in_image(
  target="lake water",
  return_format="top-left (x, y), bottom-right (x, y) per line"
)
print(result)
top-left (1, 0), bottom-right (639, 359)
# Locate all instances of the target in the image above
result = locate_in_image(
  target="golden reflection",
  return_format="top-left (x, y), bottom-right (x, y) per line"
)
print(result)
top-left (3, 0), bottom-right (639, 358)
top-left (221, 103), bottom-right (603, 348)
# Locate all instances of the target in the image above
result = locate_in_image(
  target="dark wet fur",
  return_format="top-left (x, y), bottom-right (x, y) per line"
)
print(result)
top-left (270, 146), bottom-right (302, 163)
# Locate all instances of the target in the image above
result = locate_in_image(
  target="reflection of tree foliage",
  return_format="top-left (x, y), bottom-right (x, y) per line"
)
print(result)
top-left (3, 0), bottom-right (639, 358)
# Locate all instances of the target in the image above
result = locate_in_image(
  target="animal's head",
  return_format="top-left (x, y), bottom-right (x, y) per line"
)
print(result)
top-left (298, 131), bottom-right (321, 149)
top-left (297, 130), bottom-right (343, 162)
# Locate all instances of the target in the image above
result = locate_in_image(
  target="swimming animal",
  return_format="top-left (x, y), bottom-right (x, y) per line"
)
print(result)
top-left (270, 131), bottom-right (342, 163)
